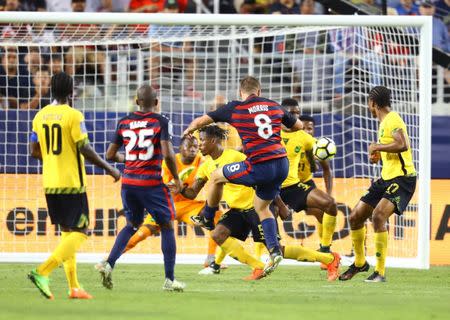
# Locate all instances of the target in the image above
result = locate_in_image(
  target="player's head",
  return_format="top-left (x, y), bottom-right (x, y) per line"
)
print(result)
top-left (51, 72), bottom-right (73, 102)
top-left (136, 85), bottom-right (158, 111)
top-left (71, 0), bottom-right (86, 12)
top-left (239, 76), bottom-right (261, 100)
top-left (180, 136), bottom-right (199, 163)
top-left (299, 115), bottom-right (315, 136)
top-left (281, 98), bottom-right (300, 119)
top-left (198, 125), bottom-right (227, 156)
top-left (368, 86), bottom-right (391, 117)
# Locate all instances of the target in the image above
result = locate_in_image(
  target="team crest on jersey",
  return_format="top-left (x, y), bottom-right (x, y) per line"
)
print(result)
top-left (283, 138), bottom-right (289, 144)
top-left (295, 146), bottom-right (301, 153)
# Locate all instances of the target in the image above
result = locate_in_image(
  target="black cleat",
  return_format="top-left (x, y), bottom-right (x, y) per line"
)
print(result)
top-left (364, 271), bottom-right (386, 283)
top-left (339, 262), bottom-right (370, 281)
top-left (190, 215), bottom-right (215, 230)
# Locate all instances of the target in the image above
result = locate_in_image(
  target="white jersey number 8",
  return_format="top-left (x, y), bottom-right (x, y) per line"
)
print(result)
top-left (254, 114), bottom-right (273, 139)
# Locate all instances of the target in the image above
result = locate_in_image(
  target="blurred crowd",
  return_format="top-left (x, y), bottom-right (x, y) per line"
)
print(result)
top-left (0, 0), bottom-right (448, 109)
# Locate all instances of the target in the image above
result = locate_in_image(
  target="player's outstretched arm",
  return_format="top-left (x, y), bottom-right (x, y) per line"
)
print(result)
top-left (369, 128), bottom-right (408, 154)
top-left (161, 140), bottom-right (182, 194)
top-left (80, 143), bottom-right (121, 182)
top-left (319, 160), bottom-right (333, 196)
top-left (183, 115), bottom-right (214, 137)
top-left (181, 178), bottom-right (207, 200)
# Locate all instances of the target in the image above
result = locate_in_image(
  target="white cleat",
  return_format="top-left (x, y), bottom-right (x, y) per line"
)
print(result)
top-left (163, 278), bottom-right (186, 292)
top-left (263, 252), bottom-right (283, 275)
top-left (95, 260), bottom-right (113, 289)
top-left (198, 266), bottom-right (220, 275)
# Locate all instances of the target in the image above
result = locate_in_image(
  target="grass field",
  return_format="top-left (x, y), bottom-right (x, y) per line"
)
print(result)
top-left (1, 263), bottom-right (449, 320)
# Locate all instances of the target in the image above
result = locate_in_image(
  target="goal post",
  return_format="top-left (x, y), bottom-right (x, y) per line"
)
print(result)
top-left (0, 12), bottom-right (432, 269)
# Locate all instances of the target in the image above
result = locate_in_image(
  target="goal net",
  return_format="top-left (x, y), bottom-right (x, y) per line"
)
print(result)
top-left (0, 13), bottom-right (431, 268)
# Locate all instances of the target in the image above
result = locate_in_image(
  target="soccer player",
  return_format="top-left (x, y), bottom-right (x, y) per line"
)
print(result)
top-left (280, 98), bottom-right (336, 254)
top-left (183, 76), bottom-right (303, 274)
top-left (123, 135), bottom-right (219, 266)
top-left (185, 125), bottom-right (341, 281)
top-left (96, 85), bottom-right (186, 291)
top-left (339, 86), bottom-right (416, 283)
top-left (28, 72), bottom-right (121, 300)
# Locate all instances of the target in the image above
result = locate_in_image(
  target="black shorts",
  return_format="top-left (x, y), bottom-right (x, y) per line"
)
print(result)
top-left (45, 193), bottom-right (90, 228)
top-left (280, 179), bottom-right (317, 212)
top-left (218, 208), bottom-right (267, 243)
top-left (360, 175), bottom-right (417, 215)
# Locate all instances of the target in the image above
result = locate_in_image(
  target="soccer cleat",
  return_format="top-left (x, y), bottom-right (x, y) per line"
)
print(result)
top-left (27, 269), bottom-right (54, 300)
top-left (339, 261), bottom-right (370, 281)
top-left (95, 260), bottom-right (113, 289)
top-left (364, 271), bottom-right (386, 283)
top-left (198, 262), bottom-right (221, 275)
top-left (69, 288), bottom-right (93, 299)
top-left (163, 278), bottom-right (186, 292)
top-left (203, 254), bottom-right (215, 267)
top-left (326, 252), bottom-right (341, 282)
top-left (243, 269), bottom-right (265, 281)
top-left (318, 245), bottom-right (331, 271)
top-left (263, 248), bottom-right (283, 275)
top-left (190, 215), bottom-right (215, 230)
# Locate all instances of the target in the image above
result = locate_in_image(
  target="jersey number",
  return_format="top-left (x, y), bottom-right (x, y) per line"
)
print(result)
top-left (42, 124), bottom-right (62, 155)
top-left (254, 114), bottom-right (273, 139)
top-left (122, 129), bottom-right (154, 161)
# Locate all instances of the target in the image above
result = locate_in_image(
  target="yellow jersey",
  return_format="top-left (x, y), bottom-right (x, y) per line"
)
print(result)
top-left (196, 149), bottom-right (254, 210)
top-left (32, 104), bottom-right (88, 194)
top-left (378, 111), bottom-right (416, 180)
top-left (281, 130), bottom-right (316, 188)
top-left (162, 153), bottom-right (204, 203)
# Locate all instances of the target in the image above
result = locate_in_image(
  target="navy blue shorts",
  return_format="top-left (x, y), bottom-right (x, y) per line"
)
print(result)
top-left (223, 157), bottom-right (289, 201)
top-left (121, 184), bottom-right (175, 225)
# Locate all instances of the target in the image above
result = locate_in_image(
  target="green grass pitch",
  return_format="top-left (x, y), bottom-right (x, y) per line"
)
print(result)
top-left (1, 263), bottom-right (449, 320)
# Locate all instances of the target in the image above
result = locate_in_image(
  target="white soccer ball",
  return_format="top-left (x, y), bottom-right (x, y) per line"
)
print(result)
top-left (313, 137), bottom-right (337, 161)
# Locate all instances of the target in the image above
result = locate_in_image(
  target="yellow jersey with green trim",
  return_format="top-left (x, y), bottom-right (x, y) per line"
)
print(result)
top-left (378, 111), bottom-right (416, 180)
top-left (196, 149), bottom-right (254, 210)
top-left (32, 104), bottom-right (89, 193)
top-left (281, 130), bottom-right (316, 188)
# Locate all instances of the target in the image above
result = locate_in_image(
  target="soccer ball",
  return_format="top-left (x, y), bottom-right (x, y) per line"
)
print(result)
top-left (313, 137), bottom-right (337, 161)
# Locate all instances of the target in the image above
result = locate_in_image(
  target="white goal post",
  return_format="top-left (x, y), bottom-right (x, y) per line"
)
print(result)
top-left (0, 12), bottom-right (432, 269)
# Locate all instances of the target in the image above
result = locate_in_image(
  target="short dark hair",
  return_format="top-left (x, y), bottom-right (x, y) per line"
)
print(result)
top-left (51, 72), bottom-right (73, 100)
top-left (281, 98), bottom-right (299, 108)
top-left (180, 135), bottom-right (197, 145)
top-left (369, 86), bottom-right (391, 108)
top-left (239, 76), bottom-right (261, 94)
top-left (299, 115), bottom-right (315, 124)
top-left (198, 125), bottom-right (228, 141)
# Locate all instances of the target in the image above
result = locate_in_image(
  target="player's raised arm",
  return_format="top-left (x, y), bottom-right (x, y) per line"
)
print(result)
top-left (369, 128), bottom-right (409, 154)
top-left (183, 114), bottom-right (214, 137)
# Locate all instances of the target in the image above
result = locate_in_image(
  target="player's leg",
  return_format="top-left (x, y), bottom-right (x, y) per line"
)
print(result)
top-left (201, 168), bottom-right (228, 229)
top-left (306, 188), bottom-right (337, 251)
top-left (305, 208), bottom-right (324, 237)
top-left (338, 201), bottom-right (374, 281)
top-left (124, 213), bottom-right (161, 253)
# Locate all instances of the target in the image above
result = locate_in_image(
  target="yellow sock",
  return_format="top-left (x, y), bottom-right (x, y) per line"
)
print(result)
top-left (221, 237), bottom-right (264, 270)
top-left (124, 226), bottom-right (152, 253)
top-left (37, 231), bottom-right (87, 277)
top-left (215, 246), bottom-right (226, 265)
top-left (58, 232), bottom-right (80, 289)
top-left (374, 231), bottom-right (388, 276)
top-left (317, 222), bottom-right (323, 240)
top-left (284, 245), bottom-right (334, 264)
top-left (254, 242), bottom-right (266, 261)
top-left (321, 213), bottom-right (336, 247)
top-left (351, 227), bottom-right (366, 267)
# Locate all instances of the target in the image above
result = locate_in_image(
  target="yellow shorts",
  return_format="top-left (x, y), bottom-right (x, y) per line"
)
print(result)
top-left (143, 200), bottom-right (205, 225)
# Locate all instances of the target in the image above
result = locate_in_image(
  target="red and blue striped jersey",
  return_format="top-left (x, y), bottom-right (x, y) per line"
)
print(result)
top-left (112, 111), bottom-right (172, 187)
top-left (207, 95), bottom-right (297, 164)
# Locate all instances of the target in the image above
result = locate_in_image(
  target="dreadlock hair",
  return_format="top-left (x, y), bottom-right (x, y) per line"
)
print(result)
top-left (198, 124), bottom-right (228, 141)
top-left (281, 98), bottom-right (299, 108)
top-left (51, 72), bottom-right (73, 101)
top-left (299, 115), bottom-right (315, 124)
top-left (369, 86), bottom-right (391, 108)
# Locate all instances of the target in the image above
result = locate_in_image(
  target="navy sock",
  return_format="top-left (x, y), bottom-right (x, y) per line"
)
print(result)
top-left (107, 225), bottom-right (136, 268)
top-left (261, 218), bottom-right (279, 252)
top-left (203, 204), bottom-right (218, 220)
top-left (161, 227), bottom-right (176, 281)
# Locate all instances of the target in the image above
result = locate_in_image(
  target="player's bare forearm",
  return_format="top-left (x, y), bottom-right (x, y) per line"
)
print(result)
top-left (182, 178), bottom-right (206, 200)
top-left (80, 143), bottom-right (121, 181)
top-left (29, 142), bottom-right (42, 160)
top-left (106, 143), bottom-right (125, 163)
top-left (183, 115), bottom-right (214, 137)
top-left (369, 129), bottom-right (408, 154)
top-left (320, 160), bottom-right (333, 195)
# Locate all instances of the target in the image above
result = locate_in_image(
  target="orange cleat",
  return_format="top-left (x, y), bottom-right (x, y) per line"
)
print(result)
top-left (243, 269), bottom-right (266, 281)
top-left (320, 263), bottom-right (328, 271)
top-left (326, 252), bottom-right (341, 282)
top-left (69, 288), bottom-right (93, 299)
